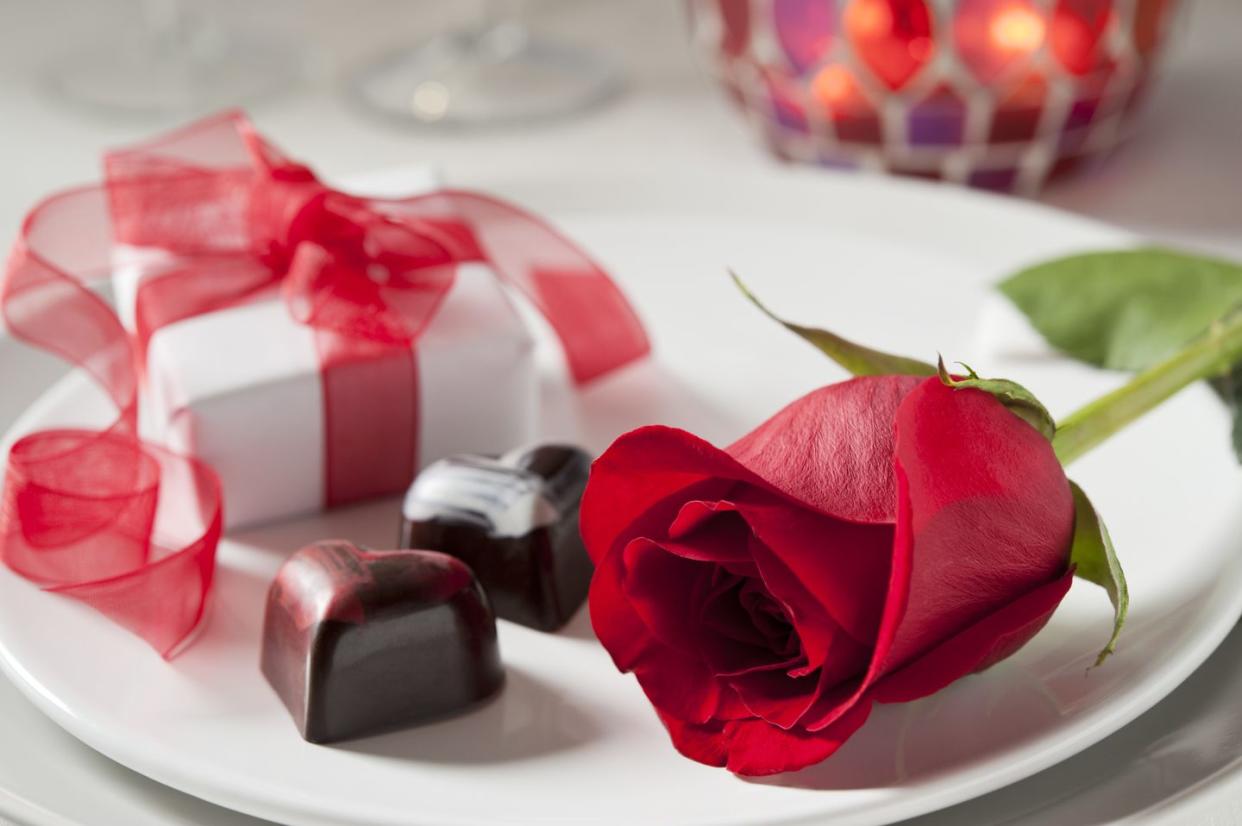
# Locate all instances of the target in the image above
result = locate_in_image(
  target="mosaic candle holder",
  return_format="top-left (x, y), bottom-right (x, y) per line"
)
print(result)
top-left (689, 0), bottom-right (1180, 193)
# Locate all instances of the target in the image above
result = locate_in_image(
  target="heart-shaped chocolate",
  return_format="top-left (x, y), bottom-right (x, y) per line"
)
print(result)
top-left (261, 541), bottom-right (503, 744)
top-left (399, 443), bottom-right (593, 631)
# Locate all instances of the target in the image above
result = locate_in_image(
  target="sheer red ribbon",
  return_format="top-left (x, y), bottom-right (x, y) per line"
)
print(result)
top-left (0, 111), bottom-right (649, 657)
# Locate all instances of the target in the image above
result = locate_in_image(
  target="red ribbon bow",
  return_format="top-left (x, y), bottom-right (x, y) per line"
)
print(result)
top-left (0, 111), bottom-right (649, 657)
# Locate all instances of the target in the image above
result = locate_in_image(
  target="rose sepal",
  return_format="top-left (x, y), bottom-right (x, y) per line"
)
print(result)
top-left (936, 356), bottom-right (1057, 441)
top-left (1068, 481), bottom-right (1128, 666)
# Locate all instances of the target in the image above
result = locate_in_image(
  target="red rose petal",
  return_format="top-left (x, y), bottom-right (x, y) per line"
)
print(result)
top-left (581, 426), bottom-right (749, 563)
top-left (725, 611), bottom-right (868, 729)
top-left (714, 683), bottom-right (754, 720)
top-left (582, 376), bottom-right (920, 564)
top-left (778, 461), bottom-right (914, 733)
top-left (746, 536), bottom-right (873, 678)
top-left (668, 499), bottom-right (741, 541)
top-left (871, 569), bottom-right (1074, 704)
top-left (734, 490), bottom-right (892, 645)
top-left (728, 376), bottom-right (922, 524)
top-left (806, 625), bottom-right (871, 687)
top-left (589, 544), bottom-right (653, 672)
top-left (727, 667), bottom-right (821, 729)
top-left (631, 651), bottom-right (731, 725)
top-left (622, 537), bottom-right (714, 656)
top-left (799, 674), bottom-right (866, 732)
top-left (658, 697), bottom-right (874, 776)
top-left (583, 378), bottom-right (923, 742)
top-left (664, 500), bottom-right (758, 571)
top-left (625, 536), bottom-right (803, 692)
top-left (586, 373), bottom-right (1075, 776)
top-left (699, 601), bottom-right (803, 678)
top-left (591, 544), bottom-right (732, 724)
top-left (722, 698), bottom-right (874, 776)
top-left (881, 378), bottom-right (1074, 673)
top-left (665, 501), bottom-right (861, 686)
top-left (800, 377), bottom-right (1073, 733)
top-left (658, 711), bottom-right (729, 768)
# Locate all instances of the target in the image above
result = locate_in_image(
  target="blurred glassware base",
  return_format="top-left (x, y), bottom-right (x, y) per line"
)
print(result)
top-left (688, 0), bottom-right (1182, 195)
top-left (349, 11), bottom-right (622, 128)
top-left (47, 0), bottom-right (300, 118)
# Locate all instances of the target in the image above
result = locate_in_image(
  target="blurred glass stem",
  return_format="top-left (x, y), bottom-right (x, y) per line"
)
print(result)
top-left (47, 0), bottom-right (299, 118)
top-left (350, 0), bottom-right (622, 128)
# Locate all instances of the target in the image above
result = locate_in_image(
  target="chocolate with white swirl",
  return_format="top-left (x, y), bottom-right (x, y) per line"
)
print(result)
top-left (400, 444), bottom-right (593, 631)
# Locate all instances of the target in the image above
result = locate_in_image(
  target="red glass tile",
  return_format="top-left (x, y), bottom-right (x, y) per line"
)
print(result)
top-left (845, 0), bottom-right (934, 90)
top-left (1050, 0), bottom-right (1113, 76)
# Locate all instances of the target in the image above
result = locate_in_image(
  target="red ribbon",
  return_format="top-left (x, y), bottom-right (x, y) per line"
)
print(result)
top-left (0, 111), bottom-right (649, 657)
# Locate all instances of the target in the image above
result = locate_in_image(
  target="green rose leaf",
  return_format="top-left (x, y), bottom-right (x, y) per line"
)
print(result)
top-left (937, 356), bottom-right (1056, 441)
top-left (1001, 248), bottom-right (1242, 462)
top-left (731, 271), bottom-right (936, 378)
top-left (1000, 248), bottom-right (1242, 370)
top-left (1068, 481), bottom-right (1128, 667)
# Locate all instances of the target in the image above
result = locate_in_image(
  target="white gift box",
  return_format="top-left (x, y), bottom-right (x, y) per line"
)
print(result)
top-left (112, 169), bottom-right (538, 528)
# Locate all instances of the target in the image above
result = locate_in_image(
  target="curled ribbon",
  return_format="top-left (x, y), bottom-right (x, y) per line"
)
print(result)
top-left (0, 111), bottom-right (650, 657)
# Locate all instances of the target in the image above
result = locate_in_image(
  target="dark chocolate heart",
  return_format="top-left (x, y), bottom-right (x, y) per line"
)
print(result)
top-left (261, 540), bottom-right (504, 744)
top-left (399, 443), bottom-right (593, 631)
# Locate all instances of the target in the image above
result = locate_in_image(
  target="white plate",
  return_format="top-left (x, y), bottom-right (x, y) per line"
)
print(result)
top-left (1, 167), bottom-right (1240, 826)
top-left (5, 349), bottom-right (1242, 826)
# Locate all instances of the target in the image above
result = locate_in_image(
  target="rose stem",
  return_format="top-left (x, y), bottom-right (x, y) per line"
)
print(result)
top-left (1053, 308), bottom-right (1242, 465)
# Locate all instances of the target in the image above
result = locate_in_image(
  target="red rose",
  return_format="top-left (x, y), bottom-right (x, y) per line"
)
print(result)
top-left (581, 375), bottom-right (1076, 776)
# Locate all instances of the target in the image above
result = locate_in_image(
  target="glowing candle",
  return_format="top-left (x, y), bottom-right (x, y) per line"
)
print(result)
top-left (812, 64), bottom-right (858, 108)
top-left (690, 0), bottom-right (1178, 192)
top-left (991, 4), bottom-right (1046, 53)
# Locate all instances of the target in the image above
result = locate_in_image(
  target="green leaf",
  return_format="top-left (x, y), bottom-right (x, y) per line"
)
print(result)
top-left (1000, 248), bottom-right (1242, 371)
top-left (1068, 481), bottom-right (1128, 667)
top-left (937, 356), bottom-right (1056, 440)
top-left (731, 271), bottom-right (936, 378)
top-left (1002, 248), bottom-right (1242, 462)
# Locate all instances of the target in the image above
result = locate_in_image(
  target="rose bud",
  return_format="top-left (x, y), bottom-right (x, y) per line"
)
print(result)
top-left (581, 375), bottom-right (1076, 776)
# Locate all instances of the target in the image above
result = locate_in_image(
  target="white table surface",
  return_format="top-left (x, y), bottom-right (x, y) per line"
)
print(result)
top-left (0, 1), bottom-right (1240, 824)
